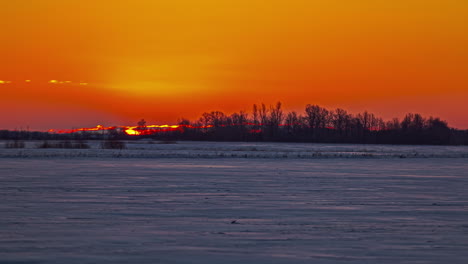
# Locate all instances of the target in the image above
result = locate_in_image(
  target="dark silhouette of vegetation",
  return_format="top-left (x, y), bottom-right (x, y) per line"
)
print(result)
top-left (37, 140), bottom-right (90, 149)
top-left (1, 102), bottom-right (467, 145)
top-left (101, 140), bottom-right (126, 149)
top-left (5, 140), bottom-right (25, 149)
top-left (155, 102), bottom-right (467, 145)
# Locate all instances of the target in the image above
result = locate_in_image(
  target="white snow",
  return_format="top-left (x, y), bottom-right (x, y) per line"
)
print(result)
top-left (0, 142), bottom-right (467, 263)
top-left (1, 140), bottom-right (468, 159)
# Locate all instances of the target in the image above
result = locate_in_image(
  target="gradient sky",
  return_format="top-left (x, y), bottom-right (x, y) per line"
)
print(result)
top-left (1, 0), bottom-right (467, 130)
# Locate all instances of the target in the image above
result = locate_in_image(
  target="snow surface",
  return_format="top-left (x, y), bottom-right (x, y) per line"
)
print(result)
top-left (1, 140), bottom-right (468, 159)
top-left (1, 142), bottom-right (468, 263)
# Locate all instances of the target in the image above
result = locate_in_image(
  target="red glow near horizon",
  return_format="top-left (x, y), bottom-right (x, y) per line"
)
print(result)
top-left (48, 124), bottom-right (215, 136)
top-left (48, 123), bottom-right (356, 137)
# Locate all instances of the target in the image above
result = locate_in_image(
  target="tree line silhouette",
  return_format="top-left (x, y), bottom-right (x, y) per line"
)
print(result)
top-left (1, 102), bottom-right (467, 145)
top-left (169, 102), bottom-right (467, 145)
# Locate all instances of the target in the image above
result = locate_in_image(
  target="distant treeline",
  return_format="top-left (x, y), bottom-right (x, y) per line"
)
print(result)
top-left (2, 102), bottom-right (468, 145)
top-left (171, 103), bottom-right (467, 145)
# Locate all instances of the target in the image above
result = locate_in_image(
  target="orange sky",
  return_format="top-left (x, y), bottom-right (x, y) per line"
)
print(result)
top-left (1, 0), bottom-right (467, 130)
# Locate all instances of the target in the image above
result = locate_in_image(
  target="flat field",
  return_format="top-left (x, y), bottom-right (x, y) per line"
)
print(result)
top-left (1, 141), bottom-right (467, 263)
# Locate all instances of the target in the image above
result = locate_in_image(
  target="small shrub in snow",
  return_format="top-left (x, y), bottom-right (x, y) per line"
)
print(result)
top-left (37, 140), bottom-right (90, 149)
top-left (5, 140), bottom-right (25, 149)
top-left (101, 140), bottom-right (126, 149)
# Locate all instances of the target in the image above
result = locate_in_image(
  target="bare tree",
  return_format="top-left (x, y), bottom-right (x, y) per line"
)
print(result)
top-left (332, 108), bottom-right (350, 134)
top-left (200, 111), bottom-right (226, 127)
top-left (137, 119), bottom-right (147, 133)
top-left (137, 118), bottom-right (147, 127)
top-left (259, 103), bottom-right (269, 126)
top-left (305, 104), bottom-right (330, 129)
top-left (269, 102), bottom-right (283, 128)
top-left (252, 104), bottom-right (259, 128)
top-left (285, 111), bottom-right (299, 134)
top-left (178, 118), bottom-right (191, 126)
top-left (386, 118), bottom-right (401, 130)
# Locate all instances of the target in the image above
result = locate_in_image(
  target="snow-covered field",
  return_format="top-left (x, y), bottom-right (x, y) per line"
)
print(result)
top-left (1, 140), bottom-right (468, 159)
top-left (1, 142), bottom-right (467, 263)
